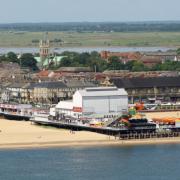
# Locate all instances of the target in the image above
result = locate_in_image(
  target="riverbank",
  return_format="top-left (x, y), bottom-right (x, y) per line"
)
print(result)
top-left (0, 111), bottom-right (179, 149)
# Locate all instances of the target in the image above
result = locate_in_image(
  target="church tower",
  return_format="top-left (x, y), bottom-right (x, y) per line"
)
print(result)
top-left (39, 32), bottom-right (50, 68)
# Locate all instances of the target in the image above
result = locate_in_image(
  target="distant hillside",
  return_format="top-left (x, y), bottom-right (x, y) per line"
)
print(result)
top-left (1, 22), bottom-right (180, 32)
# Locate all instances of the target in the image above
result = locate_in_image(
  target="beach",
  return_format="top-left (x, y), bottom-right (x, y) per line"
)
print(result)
top-left (0, 111), bottom-right (180, 149)
top-left (145, 111), bottom-right (180, 119)
top-left (0, 118), bottom-right (114, 149)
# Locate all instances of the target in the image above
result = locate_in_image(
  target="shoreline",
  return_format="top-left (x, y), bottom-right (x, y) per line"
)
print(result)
top-left (1, 137), bottom-right (180, 150)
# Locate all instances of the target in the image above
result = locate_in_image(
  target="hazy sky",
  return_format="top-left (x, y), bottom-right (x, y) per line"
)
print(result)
top-left (0, 0), bottom-right (180, 23)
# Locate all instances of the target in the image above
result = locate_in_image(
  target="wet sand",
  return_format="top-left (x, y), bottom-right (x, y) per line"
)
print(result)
top-left (0, 111), bottom-right (179, 149)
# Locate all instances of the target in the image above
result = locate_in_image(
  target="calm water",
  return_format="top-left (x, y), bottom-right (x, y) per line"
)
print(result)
top-left (0, 144), bottom-right (180, 180)
top-left (0, 46), bottom-right (175, 54)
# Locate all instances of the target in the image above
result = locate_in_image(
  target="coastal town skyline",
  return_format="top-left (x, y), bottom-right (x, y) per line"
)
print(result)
top-left (0, 0), bottom-right (180, 23)
top-left (0, 1), bottom-right (180, 179)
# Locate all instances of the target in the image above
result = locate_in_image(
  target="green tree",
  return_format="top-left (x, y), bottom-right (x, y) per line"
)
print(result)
top-left (6, 52), bottom-right (19, 63)
top-left (0, 55), bottom-right (8, 62)
top-left (59, 57), bottom-right (73, 67)
top-left (108, 56), bottom-right (124, 70)
top-left (176, 48), bottom-right (180, 55)
top-left (152, 60), bottom-right (180, 71)
top-left (89, 58), bottom-right (107, 72)
top-left (132, 61), bottom-right (147, 71)
top-left (124, 61), bottom-right (135, 71)
top-left (20, 53), bottom-right (38, 70)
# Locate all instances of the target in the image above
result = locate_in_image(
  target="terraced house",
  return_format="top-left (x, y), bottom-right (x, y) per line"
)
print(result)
top-left (32, 80), bottom-right (96, 104)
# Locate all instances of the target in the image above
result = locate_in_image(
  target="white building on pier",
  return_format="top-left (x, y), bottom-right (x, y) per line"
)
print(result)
top-left (56, 87), bottom-right (128, 118)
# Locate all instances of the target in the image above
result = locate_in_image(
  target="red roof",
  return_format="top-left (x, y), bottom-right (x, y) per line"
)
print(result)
top-left (100, 51), bottom-right (142, 60)
top-left (37, 70), bottom-right (49, 77)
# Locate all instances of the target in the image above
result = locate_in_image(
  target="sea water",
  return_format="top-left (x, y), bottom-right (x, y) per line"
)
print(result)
top-left (0, 144), bottom-right (180, 180)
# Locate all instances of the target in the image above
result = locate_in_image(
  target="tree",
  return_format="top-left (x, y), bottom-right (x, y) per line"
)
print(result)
top-left (132, 61), bottom-right (148, 72)
top-left (0, 55), bottom-right (8, 62)
top-left (20, 53), bottom-right (38, 70)
top-left (0, 52), bottom-right (19, 64)
top-left (6, 52), bottom-right (19, 63)
top-left (152, 60), bottom-right (180, 71)
top-left (108, 56), bottom-right (124, 70)
top-left (89, 58), bottom-right (107, 72)
top-left (59, 57), bottom-right (73, 67)
top-left (77, 52), bottom-right (91, 65)
top-left (176, 48), bottom-right (180, 55)
top-left (124, 61), bottom-right (135, 71)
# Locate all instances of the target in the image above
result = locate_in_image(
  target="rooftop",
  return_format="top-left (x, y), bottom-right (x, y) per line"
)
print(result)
top-left (58, 67), bottom-right (92, 72)
top-left (77, 87), bottom-right (128, 97)
top-left (111, 76), bottom-right (180, 88)
top-left (33, 81), bottom-right (67, 89)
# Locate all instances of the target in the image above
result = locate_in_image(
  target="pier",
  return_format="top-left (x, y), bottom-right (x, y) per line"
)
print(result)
top-left (31, 118), bottom-right (121, 136)
top-left (30, 118), bottom-right (180, 140)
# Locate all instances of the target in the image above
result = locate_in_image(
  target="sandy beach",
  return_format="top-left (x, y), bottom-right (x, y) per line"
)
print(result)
top-left (0, 118), bottom-right (114, 149)
top-left (0, 111), bottom-right (179, 149)
top-left (145, 111), bottom-right (180, 119)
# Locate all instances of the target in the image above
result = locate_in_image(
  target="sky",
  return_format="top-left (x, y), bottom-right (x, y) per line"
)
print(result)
top-left (0, 0), bottom-right (180, 23)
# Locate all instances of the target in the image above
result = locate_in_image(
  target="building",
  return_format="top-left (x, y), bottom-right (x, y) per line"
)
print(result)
top-left (57, 67), bottom-right (92, 73)
top-left (139, 55), bottom-right (162, 67)
top-left (32, 80), bottom-right (96, 104)
top-left (35, 32), bottom-right (66, 69)
top-left (35, 56), bottom-right (66, 69)
top-left (39, 32), bottom-right (50, 68)
top-left (100, 51), bottom-right (142, 62)
top-left (100, 51), bottom-right (179, 67)
top-left (56, 87), bottom-right (128, 118)
top-left (111, 77), bottom-right (180, 103)
top-left (33, 81), bottom-right (68, 104)
top-left (5, 82), bottom-right (30, 103)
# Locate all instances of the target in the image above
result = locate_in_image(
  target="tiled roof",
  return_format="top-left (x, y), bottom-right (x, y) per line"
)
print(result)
top-left (37, 70), bottom-right (50, 77)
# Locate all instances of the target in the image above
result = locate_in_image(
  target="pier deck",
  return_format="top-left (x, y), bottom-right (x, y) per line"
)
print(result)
top-left (30, 118), bottom-right (180, 140)
top-left (30, 118), bottom-right (157, 136)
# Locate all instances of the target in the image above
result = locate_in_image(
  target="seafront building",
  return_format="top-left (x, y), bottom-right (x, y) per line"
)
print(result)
top-left (0, 75), bottom-right (180, 105)
top-left (111, 76), bottom-right (180, 103)
top-left (56, 87), bottom-right (128, 118)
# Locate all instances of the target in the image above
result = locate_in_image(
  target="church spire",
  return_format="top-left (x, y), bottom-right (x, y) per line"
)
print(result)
top-left (39, 32), bottom-right (50, 68)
